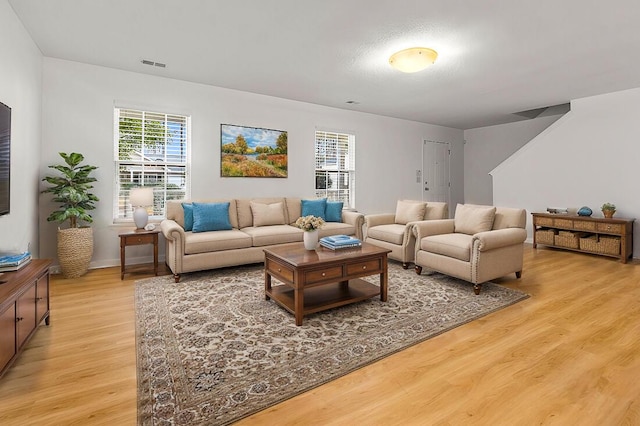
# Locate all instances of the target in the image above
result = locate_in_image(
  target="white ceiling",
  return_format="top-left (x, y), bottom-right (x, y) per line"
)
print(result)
top-left (8, 0), bottom-right (640, 129)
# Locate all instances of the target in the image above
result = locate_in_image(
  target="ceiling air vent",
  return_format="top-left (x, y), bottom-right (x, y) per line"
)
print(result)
top-left (141, 59), bottom-right (166, 68)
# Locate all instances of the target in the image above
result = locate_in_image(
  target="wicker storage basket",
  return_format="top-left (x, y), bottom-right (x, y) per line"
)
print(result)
top-left (554, 231), bottom-right (581, 249)
top-left (57, 227), bottom-right (93, 278)
top-left (535, 229), bottom-right (556, 245)
top-left (579, 235), bottom-right (620, 255)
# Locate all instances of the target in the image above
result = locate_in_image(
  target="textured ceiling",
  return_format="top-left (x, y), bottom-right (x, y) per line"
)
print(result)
top-left (9, 0), bottom-right (640, 129)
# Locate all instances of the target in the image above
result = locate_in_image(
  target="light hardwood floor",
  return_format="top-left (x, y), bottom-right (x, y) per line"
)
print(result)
top-left (1, 245), bottom-right (639, 425)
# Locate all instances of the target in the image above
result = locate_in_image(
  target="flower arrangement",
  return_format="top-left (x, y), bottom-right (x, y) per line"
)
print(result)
top-left (295, 215), bottom-right (325, 232)
top-left (601, 202), bottom-right (616, 212)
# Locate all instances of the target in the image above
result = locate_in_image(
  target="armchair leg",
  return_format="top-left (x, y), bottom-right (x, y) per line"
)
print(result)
top-left (402, 263), bottom-right (409, 269)
top-left (174, 274), bottom-right (181, 283)
top-left (516, 271), bottom-right (522, 279)
top-left (414, 265), bottom-right (423, 275)
top-left (473, 283), bottom-right (482, 295)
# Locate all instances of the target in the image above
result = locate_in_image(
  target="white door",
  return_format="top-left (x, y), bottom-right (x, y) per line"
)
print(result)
top-left (422, 140), bottom-right (450, 204)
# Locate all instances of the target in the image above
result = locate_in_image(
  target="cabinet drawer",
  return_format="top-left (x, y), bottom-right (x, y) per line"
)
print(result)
top-left (346, 259), bottom-right (382, 275)
top-left (305, 266), bottom-right (343, 284)
top-left (554, 218), bottom-right (573, 228)
top-left (124, 234), bottom-right (155, 245)
top-left (266, 259), bottom-right (294, 282)
top-left (534, 217), bottom-right (554, 226)
top-left (573, 220), bottom-right (596, 231)
top-left (597, 222), bottom-right (623, 234)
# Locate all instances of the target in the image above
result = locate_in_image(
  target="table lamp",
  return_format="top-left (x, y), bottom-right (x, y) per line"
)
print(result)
top-left (130, 187), bottom-right (154, 229)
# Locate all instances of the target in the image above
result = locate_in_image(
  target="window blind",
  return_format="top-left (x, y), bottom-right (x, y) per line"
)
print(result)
top-left (114, 108), bottom-right (190, 221)
top-left (314, 130), bottom-right (355, 208)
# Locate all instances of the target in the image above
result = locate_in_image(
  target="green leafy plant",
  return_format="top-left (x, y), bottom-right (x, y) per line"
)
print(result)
top-left (601, 202), bottom-right (616, 212)
top-left (41, 152), bottom-right (99, 228)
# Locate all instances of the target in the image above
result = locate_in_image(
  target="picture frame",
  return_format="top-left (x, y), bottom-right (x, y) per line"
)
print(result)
top-left (220, 124), bottom-right (288, 178)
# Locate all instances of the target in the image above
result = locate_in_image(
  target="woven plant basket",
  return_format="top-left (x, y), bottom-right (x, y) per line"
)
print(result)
top-left (57, 227), bottom-right (93, 278)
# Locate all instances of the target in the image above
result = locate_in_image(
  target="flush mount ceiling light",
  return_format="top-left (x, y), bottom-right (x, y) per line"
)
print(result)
top-left (389, 47), bottom-right (438, 73)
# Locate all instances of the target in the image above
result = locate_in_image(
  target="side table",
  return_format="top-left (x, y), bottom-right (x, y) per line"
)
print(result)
top-left (119, 228), bottom-right (160, 280)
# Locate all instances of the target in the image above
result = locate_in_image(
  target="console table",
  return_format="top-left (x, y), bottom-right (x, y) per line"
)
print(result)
top-left (532, 213), bottom-right (635, 263)
top-left (0, 259), bottom-right (52, 378)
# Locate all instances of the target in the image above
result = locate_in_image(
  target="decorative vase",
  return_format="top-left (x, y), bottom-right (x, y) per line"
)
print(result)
top-left (303, 230), bottom-right (319, 250)
top-left (577, 206), bottom-right (593, 217)
top-left (603, 210), bottom-right (615, 218)
top-left (57, 227), bottom-right (93, 278)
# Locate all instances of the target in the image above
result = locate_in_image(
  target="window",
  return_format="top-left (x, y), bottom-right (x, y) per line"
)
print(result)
top-left (114, 108), bottom-right (190, 222)
top-left (314, 130), bottom-right (355, 208)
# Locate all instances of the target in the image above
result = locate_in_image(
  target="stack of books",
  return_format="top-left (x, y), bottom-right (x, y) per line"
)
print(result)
top-left (0, 252), bottom-right (32, 272)
top-left (320, 235), bottom-right (362, 250)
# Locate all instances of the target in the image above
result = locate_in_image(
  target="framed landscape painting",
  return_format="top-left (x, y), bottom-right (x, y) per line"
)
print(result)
top-left (220, 124), bottom-right (288, 177)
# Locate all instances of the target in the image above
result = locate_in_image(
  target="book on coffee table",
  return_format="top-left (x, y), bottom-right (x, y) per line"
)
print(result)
top-left (319, 235), bottom-right (362, 250)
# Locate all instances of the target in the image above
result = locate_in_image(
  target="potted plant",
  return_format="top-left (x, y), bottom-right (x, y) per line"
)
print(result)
top-left (601, 202), bottom-right (616, 218)
top-left (41, 152), bottom-right (99, 278)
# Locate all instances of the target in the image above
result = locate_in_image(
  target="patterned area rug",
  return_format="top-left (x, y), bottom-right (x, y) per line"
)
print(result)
top-left (135, 262), bottom-right (529, 425)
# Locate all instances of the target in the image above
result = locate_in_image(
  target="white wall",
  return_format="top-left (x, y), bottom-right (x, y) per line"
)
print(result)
top-left (0, 0), bottom-right (43, 256)
top-left (492, 87), bottom-right (640, 259)
top-left (464, 114), bottom-right (563, 205)
top-left (40, 58), bottom-right (464, 269)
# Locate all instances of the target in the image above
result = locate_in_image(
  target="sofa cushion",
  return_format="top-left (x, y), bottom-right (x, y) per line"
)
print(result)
top-left (236, 198), bottom-right (287, 229)
top-left (285, 197), bottom-right (302, 224)
top-left (367, 224), bottom-right (406, 245)
top-left (182, 203), bottom-right (194, 231)
top-left (167, 199), bottom-right (238, 229)
top-left (192, 202), bottom-right (233, 232)
top-left (184, 229), bottom-right (252, 254)
top-left (395, 200), bottom-right (427, 225)
top-left (301, 198), bottom-right (327, 220)
top-left (325, 201), bottom-right (343, 222)
top-left (250, 201), bottom-right (286, 226)
top-left (421, 233), bottom-right (473, 262)
top-left (454, 204), bottom-right (496, 235)
top-left (241, 224), bottom-right (303, 247)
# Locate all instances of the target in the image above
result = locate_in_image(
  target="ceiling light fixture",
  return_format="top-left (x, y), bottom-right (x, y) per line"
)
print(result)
top-left (389, 47), bottom-right (438, 73)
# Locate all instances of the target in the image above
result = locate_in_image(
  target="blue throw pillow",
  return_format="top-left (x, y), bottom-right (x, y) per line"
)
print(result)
top-left (191, 202), bottom-right (232, 232)
top-left (182, 203), bottom-right (194, 231)
top-left (325, 201), bottom-right (343, 222)
top-left (301, 198), bottom-right (327, 220)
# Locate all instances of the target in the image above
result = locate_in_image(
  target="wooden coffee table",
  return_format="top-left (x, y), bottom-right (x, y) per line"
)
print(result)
top-left (264, 242), bottom-right (391, 326)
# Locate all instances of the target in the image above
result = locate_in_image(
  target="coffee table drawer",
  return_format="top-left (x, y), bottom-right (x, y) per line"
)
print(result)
top-left (305, 266), bottom-right (343, 284)
top-left (347, 259), bottom-right (382, 275)
top-left (266, 259), bottom-right (294, 282)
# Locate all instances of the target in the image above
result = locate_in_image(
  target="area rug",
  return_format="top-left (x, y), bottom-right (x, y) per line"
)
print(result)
top-left (135, 262), bottom-right (529, 425)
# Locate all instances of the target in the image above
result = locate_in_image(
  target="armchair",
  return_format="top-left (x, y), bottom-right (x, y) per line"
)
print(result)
top-left (364, 200), bottom-right (448, 268)
top-left (413, 204), bottom-right (527, 294)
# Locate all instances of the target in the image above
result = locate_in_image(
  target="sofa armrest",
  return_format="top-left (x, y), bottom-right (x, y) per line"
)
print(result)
top-left (342, 210), bottom-right (365, 240)
top-left (161, 219), bottom-right (186, 251)
top-left (364, 213), bottom-right (396, 229)
top-left (413, 219), bottom-right (455, 241)
top-left (473, 228), bottom-right (527, 251)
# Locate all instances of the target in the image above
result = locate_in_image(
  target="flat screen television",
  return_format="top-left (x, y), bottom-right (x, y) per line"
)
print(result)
top-left (0, 101), bottom-right (10, 216)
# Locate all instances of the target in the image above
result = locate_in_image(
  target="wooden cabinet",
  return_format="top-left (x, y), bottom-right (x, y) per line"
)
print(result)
top-left (532, 213), bottom-right (634, 263)
top-left (0, 259), bottom-right (52, 378)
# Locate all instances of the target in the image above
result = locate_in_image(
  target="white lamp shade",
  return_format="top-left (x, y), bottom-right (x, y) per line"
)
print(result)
top-left (130, 187), bottom-right (154, 207)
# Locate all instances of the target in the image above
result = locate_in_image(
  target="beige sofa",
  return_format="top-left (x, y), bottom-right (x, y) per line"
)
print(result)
top-left (161, 197), bottom-right (364, 281)
top-left (413, 204), bottom-right (527, 294)
top-left (364, 200), bottom-right (449, 268)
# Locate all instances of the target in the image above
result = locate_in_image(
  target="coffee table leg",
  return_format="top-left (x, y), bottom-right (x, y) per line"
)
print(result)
top-left (294, 287), bottom-right (303, 326)
top-left (265, 271), bottom-right (271, 300)
top-left (380, 258), bottom-right (388, 302)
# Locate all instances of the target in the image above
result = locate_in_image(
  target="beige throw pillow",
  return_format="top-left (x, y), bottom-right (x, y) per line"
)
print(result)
top-left (454, 204), bottom-right (496, 235)
top-left (250, 201), bottom-right (286, 227)
top-left (395, 200), bottom-right (427, 225)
